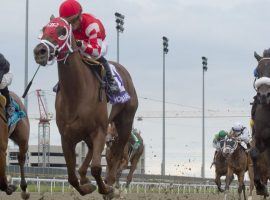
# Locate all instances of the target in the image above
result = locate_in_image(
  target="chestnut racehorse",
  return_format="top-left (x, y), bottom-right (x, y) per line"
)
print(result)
top-left (33, 17), bottom-right (138, 197)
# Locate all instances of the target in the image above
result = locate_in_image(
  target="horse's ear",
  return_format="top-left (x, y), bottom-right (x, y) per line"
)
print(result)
top-left (254, 51), bottom-right (262, 62)
top-left (50, 14), bottom-right (55, 21)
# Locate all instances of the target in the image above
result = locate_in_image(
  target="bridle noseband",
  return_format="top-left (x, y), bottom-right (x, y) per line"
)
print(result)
top-left (40, 18), bottom-right (75, 65)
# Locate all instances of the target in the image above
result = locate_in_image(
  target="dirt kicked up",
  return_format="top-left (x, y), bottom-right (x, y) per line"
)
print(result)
top-left (0, 192), bottom-right (263, 200)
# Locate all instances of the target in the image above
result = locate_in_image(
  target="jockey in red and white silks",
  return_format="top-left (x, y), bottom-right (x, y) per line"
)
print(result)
top-left (59, 0), bottom-right (119, 94)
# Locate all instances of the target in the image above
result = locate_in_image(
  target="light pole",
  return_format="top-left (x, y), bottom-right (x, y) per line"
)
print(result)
top-left (24, 0), bottom-right (29, 111)
top-left (161, 36), bottom-right (169, 176)
top-left (115, 12), bottom-right (124, 63)
top-left (201, 56), bottom-right (208, 178)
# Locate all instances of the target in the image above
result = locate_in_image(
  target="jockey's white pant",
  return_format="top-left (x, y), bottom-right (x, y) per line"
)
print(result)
top-left (0, 73), bottom-right (13, 89)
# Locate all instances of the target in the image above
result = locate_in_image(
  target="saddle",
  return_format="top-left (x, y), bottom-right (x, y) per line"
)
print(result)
top-left (81, 56), bottom-right (106, 79)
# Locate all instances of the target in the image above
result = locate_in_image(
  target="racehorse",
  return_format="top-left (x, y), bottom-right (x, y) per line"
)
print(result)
top-left (33, 16), bottom-right (138, 197)
top-left (0, 92), bottom-right (30, 199)
top-left (250, 49), bottom-right (270, 197)
top-left (106, 123), bottom-right (144, 189)
top-left (212, 147), bottom-right (233, 193)
top-left (222, 137), bottom-right (254, 200)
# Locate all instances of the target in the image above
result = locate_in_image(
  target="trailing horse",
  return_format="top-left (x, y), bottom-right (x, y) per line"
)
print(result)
top-left (0, 92), bottom-right (30, 199)
top-left (106, 123), bottom-right (144, 189)
top-left (33, 17), bottom-right (138, 197)
top-left (222, 137), bottom-right (254, 200)
top-left (212, 147), bottom-right (232, 193)
top-left (250, 49), bottom-right (270, 197)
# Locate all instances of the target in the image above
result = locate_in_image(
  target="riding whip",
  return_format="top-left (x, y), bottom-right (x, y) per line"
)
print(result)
top-left (22, 65), bottom-right (41, 98)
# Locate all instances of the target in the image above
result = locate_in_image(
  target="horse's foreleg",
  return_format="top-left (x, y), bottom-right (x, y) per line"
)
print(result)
top-left (215, 173), bottom-right (224, 192)
top-left (115, 158), bottom-right (127, 189)
top-left (250, 146), bottom-right (268, 196)
top-left (126, 156), bottom-right (139, 188)
top-left (91, 128), bottom-right (112, 195)
top-left (237, 172), bottom-right (246, 200)
top-left (247, 160), bottom-right (254, 199)
top-left (78, 148), bottom-right (92, 185)
top-left (225, 167), bottom-right (233, 191)
top-left (61, 137), bottom-right (92, 196)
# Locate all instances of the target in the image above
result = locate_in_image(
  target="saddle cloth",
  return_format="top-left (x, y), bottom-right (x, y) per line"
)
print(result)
top-left (107, 64), bottom-right (130, 104)
top-left (8, 97), bottom-right (26, 136)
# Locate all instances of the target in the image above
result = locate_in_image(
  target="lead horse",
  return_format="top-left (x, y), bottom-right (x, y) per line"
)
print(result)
top-left (0, 92), bottom-right (30, 199)
top-left (33, 16), bottom-right (138, 197)
top-left (250, 49), bottom-right (270, 197)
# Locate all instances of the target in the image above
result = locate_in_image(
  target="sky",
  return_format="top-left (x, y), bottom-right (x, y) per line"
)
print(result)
top-left (0, 0), bottom-right (269, 178)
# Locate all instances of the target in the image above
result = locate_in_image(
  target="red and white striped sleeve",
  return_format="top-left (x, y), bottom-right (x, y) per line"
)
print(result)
top-left (81, 22), bottom-right (102, 58)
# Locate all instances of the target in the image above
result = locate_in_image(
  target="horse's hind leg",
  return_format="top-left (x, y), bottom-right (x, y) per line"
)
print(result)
top-left (0, 124), bottom-right (16, 195)
top-left (0, 132), bottom-right (9, 192)
top-left (18, 140), bottom-right (30, 199)
top-left (247, 161), bottom-right (254, 200)
top-left (106, 115), bottom-right (134, 186)
top-left (91, 128), bottom-right (112, 195)
top-left (126, 153), bottom-right (141, 188)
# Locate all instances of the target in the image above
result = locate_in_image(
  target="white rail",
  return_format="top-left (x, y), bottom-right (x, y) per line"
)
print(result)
top-left (10, 177), bottom-right (246, 195)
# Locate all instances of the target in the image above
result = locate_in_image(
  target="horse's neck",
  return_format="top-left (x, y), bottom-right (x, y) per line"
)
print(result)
top-left (57, 49), bottom-right (95, 113)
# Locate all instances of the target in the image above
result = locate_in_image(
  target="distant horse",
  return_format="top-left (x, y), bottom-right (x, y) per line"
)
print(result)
top-left (222, 137), bottom-right (254, 200)
top-left (250, 49), bottom-right (270, 197)
top-left (211, 144), bottom-right (233, 193)
top-left (106, 123), bottom-right (144, 189)
top-left (0, 92), bottom-right (30, 199)
top-left (33, 17), bottom-right (137, 197)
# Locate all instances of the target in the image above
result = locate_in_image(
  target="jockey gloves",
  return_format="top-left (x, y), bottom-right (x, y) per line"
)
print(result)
top-left (59, 0), bottom-right (82, 18)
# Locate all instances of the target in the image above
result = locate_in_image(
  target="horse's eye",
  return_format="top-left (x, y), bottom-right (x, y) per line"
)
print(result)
top-left (57, 27), bottom-right (68, 40)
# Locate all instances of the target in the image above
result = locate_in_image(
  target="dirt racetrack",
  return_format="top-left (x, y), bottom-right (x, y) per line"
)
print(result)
top-left (0, 192), bottom-right (264, 200)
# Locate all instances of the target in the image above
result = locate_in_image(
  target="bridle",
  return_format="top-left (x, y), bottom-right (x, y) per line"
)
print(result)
top-left (40, 18), bottom-right (75, 65)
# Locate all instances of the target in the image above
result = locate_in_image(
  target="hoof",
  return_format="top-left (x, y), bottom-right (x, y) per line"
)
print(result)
top-left (256, 185), bottom-right (269, 197)
top-left (218, 188), bottom-right (225, 193)
top-left (6, 184), bottom-right (17, 195)
top-left (99, 185), bottom-right (114, 195)
top-left (80, 177), bottom-right (90, 185)
top-left (21, 191), bottom-right (30, 200)
top-left (103, 191), bottom-right (114, 200)
top-left (78, 183), bottom-right (97, 196)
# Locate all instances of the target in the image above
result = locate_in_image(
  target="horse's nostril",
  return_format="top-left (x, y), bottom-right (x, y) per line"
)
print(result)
top-left (40, 48), bottom-right (47, 55)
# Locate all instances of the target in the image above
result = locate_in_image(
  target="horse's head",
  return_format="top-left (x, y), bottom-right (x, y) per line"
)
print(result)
top-left (33, 16), bottom-right (74, 66)
top-left (106, 123), bottom-right (118, 148)
top-left (221, 137), bottom-right (238, 158)
top-left (254, 50), bottom-right (270, 104)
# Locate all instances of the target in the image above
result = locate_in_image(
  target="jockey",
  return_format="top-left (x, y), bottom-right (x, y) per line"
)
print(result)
top-left (213, 130), bottom-right (228, 150)
top-left (59, 0), bottom-right (120, 94)
top-left (0, 53), bottom-right (14, 118)
top-left (131, 128), bottom-right (141, 150)
top-left (212, 130), bottom-right (228, 164)
top-left (229, 122), bottom-right (251, 149)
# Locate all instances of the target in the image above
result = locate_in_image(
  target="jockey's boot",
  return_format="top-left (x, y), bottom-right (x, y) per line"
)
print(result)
top-left (97, 56), bottom-right (120, 94)
top-left (1, 87), bottom-right (14, 119)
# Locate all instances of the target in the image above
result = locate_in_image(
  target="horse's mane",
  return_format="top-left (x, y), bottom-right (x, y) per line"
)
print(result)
top-left (263, 49), bottom-right (270, 58)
